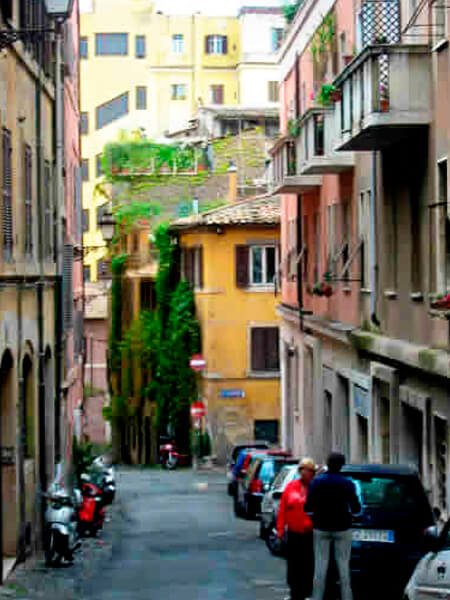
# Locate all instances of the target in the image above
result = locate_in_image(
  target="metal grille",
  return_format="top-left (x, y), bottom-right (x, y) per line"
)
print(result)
top-left (378, 53), bottom-right (390, 109)
top-left (361, 1), bottom-right (401, 47)
top-left (2, 128), bottom-right (13, 262)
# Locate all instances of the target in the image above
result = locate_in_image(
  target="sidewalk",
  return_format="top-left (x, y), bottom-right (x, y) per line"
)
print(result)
top-left (0, 505), bottom-right (115, 599)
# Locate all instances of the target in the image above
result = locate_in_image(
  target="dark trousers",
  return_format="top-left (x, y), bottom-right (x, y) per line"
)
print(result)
top-left (286, 530), bottom-right (314, 600)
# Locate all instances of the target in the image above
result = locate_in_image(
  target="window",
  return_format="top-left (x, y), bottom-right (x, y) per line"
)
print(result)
top-left (2, 129), bottom-right (12, 261)
top-left (140, 280), bottom-right (156, 310)
top-left (82, 209), bottom-right (89, 233)
top-left (81, 159), bottom-right (89, 181)
top-left (210, 84), bottom-right (224, 104)
top-left (96, 92), bottom-right (129, 129)
top-left (250, 245), bottom-right (277, 285)
top-left (95, 33), bottom-right (128, 56)
top-left (172, 34), bottom-right (184, 53)
top-left (24, 145), bottom-right (33, 257)
top-left (250, 327), bottom-right (280, 372)
top-left (438, 160), bottom-right (450, 290)
top-left (80, 112), bottom-right (89, 135)
top-left (80, 36), bottom-right (88, 59)
top-left (135, 35), bottom-right (146, 58)
top-left (271, 28), bottom-right (284, 52)
top-left (136, 86), bottom-right (147, 110)
top-left (96, 154), bottom-right (103, 177)
top-left (181, 246), bottom-right (203, 288)
top-left (83, 266), bottom-right (90, 282)
top-left (98, 259), bottom-right (111, 279)
top-left (171, 84), bottom-right (187, 100)
top-left (359, 191), bottom-right (371, 288)
top-left (268, 81), bottom-right (279, 102)
top-left (44, 161), bottom-right (52, 260)
top-left (205, 35), bottom-right (228, 55)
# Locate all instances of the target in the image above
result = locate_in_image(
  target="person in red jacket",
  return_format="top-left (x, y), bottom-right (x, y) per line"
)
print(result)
top-left (277, 457), bottom-right (317, 600)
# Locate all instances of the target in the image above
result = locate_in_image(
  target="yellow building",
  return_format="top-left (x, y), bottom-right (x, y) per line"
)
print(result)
top-left (171, 177), bottom-right (281, 461)
top-left (80, 0), bottom-right (284, 280)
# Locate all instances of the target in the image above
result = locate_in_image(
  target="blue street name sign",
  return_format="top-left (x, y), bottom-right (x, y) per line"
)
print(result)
top-left (220, 389), bottom-right (245, 398)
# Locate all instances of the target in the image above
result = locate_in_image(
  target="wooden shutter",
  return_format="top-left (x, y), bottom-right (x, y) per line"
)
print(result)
top-left (251, 328), bottom-right (266, 371)
top-left (63, 244), bottom-right (74, 330)
top-left (198, 246), bottom-right (203, 288)
top-left (235, 245), bottom-right (249, 288)
top-left (222, 35), bottom-right (228, 54)
top-left (265, 327), bottom-right (280, 371)
top-left (2, 129), bottom-right (13, 261)
top-left (205, 35), bottom-right (210, 54)
top-left (24, 145), bottom-right (32, 256)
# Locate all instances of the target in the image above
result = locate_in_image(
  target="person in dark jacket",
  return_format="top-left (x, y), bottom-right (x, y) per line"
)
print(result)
top-left (277, 457), bottom-right (317, 600)
top-left (304, 452), bottom-right (361, 600)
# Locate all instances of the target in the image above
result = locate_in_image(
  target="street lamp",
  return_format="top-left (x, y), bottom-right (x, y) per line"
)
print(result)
top-left (45, 0), bottom-right (74, 22)
top-left (98, 205), bottom-right (115, 243)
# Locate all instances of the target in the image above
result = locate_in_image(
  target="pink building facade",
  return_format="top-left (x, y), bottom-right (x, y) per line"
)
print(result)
top-left (63, 0), bottom-right (84, 463)
top-left (274, 0), bottom-right (450, 513)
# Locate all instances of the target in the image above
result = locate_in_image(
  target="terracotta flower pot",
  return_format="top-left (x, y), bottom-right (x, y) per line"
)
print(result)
top-left (331, 89), bottom-right (342, 103)
top-left (380, 98), bottom-right (389, 112)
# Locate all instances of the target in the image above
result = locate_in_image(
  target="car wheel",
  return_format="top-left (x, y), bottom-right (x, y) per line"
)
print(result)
top-left (266, 525), bottom-right (282, 556)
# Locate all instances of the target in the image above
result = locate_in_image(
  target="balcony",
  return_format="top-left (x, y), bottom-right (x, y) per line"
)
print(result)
top-left (270, 136), bottom-right (322, 194)
top-left (334, 43), bottom-right (431, 151)
top-left (299, 107), bottom-right (355, 174)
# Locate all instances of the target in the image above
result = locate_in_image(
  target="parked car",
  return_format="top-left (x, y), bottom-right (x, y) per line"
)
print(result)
top-left (260, 463), bottom-right (298, 555)
top-left (340, 464), bottom-right (436, 600)
top-left (234, 454), bottom-right (297, 520)
top-left (404, 518), bottom-right (450, 600)
top-left (227, 442), bottom-right (271, 496)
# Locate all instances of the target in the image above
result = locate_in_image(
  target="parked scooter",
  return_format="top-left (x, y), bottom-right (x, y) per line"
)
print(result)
top-left (78, 474), bottom-right (106, 537)
top-left (159, 441), bottom-right (180, 470)
top-left (91, 456), bottom-right (115, 504)
top-left (44, 485), bottom-right (82, 566)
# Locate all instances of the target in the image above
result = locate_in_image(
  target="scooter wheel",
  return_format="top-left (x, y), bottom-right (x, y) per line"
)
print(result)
top-left (45, 531), bottom-right (61, 567)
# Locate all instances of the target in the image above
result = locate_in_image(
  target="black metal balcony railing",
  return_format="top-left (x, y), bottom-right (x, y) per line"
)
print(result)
top-left (360, 0), bottom-right (401, 47)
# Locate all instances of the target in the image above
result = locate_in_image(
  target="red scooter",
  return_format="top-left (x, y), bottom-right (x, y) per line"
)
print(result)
top-left (159, 441), bottom-right (180, 470)
top-left (78, 476), bottom-right (105, 537)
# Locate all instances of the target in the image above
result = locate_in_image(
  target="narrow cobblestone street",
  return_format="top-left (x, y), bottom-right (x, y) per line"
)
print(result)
top-left (0, 468), bottom-right (288, 600)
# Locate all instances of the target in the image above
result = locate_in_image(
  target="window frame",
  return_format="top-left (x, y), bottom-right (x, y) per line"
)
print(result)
top-left (24, 144), bottom-right (33, 257)
top-left (171, 84), bottom-right (187, 100)
top-left (268, 81), bottom-right (279, 103)
top-left (80, 112), bottom-right (89, 135)
top-left (95, 33), bottom-right (128, 56)
top-left (248, 244), bottom-right (278, 287)
top-left (172, 34), bottom-right (184, 54)
top-left (81, 159), bottom-right (89, 182)
top-left (209, 84), bottom-right (224, 105)
top-left (271, 27), bottom-right (284, 52)
top-left (249, 325), bottom-right (280, 375)
top-left (135, 35), bottom-right (146, 58)
top-left (80, 36), bottom-right (88, 59)
top-left (205, 35), bottom-right (228, 55)
top-left (96, 92), bottom-right (129, 129)
top-left (136, 86), bottom-right (147, 110)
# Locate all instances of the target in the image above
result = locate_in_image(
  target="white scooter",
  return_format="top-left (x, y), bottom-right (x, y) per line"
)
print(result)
top-left (91, 456), bottom-right (116, 504)
top-left (44, 485), bottom-right (82, 566)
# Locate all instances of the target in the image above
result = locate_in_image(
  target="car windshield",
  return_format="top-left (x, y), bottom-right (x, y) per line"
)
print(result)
top-left (273, 466), bottom-right (294, 491)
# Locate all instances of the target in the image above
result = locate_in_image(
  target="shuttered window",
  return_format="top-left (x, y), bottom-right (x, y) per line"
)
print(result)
top-left (44, 161), bottom-right (52, 259)
top-left (80, 36), bottom-right (88, 59)
top-left (235, 245), bottom-right (249, 287)
top-left (181, 246), bottom-right (203, 289)
top-left (82, 209), bottom-right (89, 233)
top-left (95, 33), bottom-right (128, 56)
top-left (24, 145), bottom-right (33, 257)
top-left (81, 159), bottom-right (89, 181)
top-left (2, 128), bottom-right (13, 262)
top-left (205, 35), bottom-right (228, 54)
top-left (268, 81), bottom-right (279, 102)
top-left (210, 85), bottom-right (224, 104)
top-left (135, 35), bottom-right (146, 58)
top-left (251, 327), bottom-right (280, 372)
top-left (136, 86), bottom-right (147, 110)
top-left (80, 112), bottom-right (89, 135)
top-left (63, 244), bottom-right (74, 330)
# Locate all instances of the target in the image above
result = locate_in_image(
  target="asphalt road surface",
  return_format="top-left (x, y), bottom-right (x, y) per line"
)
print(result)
top-left (1, 468), bottom-right (289, 600)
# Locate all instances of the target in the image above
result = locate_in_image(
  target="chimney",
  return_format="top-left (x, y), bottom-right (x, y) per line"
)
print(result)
top-left (227, 161), bottom-right (238, 203)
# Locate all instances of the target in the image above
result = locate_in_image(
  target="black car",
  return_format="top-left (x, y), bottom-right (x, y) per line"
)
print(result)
top-left (341, 464), bottom-right (436, 600)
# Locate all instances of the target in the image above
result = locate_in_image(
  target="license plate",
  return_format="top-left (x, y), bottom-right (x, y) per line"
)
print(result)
top-left (352, 529), bottom-right (395, 543)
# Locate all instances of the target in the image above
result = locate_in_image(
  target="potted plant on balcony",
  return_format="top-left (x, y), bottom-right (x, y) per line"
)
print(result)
top-left (431, 293), bottom-right (450, 310)
top-left (379, 84), bottom-right (390, 112)
top-left (318, 84), bottom-right (335, 107)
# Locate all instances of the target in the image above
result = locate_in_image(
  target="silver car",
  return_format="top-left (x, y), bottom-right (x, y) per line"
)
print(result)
top-left (404, 519), bottom-right (450, 600)
top-left (259, 464), bottom-right (298, 555)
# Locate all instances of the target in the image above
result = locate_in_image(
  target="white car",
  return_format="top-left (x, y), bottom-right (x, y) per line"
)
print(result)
top-left (404, 519), bottom-right (450, 600)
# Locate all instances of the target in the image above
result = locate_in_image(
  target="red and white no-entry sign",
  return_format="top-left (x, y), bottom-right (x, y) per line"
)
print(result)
top-left (190, 401), bottom-right (206, 418)
top-left (190, 353), bottom-right (206, 372)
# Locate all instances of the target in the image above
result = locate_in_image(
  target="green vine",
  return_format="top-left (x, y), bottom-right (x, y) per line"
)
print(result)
top-left (283, 0), bottom-right (303, 23)
top-left (311, 12), bottom-right (336, 62)
top-left (287, 118), bottom-right (302, 138)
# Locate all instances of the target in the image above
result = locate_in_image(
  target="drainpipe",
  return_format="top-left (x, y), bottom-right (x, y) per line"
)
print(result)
top-left (297, 194), bottom-right (304, 332)
top-left (54, 22), bottom-right (64, 464)
top-left (35, 30), bottom-right (47, 548)
top-left (370, 152), bottom-right (378, 321)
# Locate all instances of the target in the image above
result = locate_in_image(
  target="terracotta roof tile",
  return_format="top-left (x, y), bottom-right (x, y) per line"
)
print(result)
top-left (171, 195), bottom-right (280, 229)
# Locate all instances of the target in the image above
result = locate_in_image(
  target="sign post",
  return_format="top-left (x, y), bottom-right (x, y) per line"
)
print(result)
top-left (190, 401), bottom-right (207, 471)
